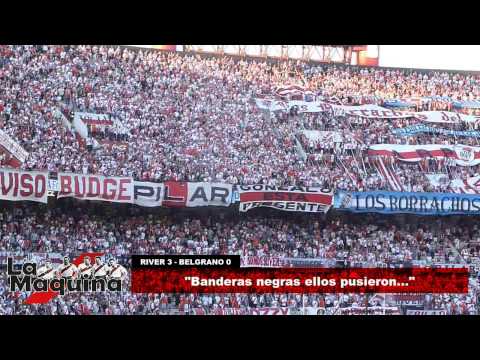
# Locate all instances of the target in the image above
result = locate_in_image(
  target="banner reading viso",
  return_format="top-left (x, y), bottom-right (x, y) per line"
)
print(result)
top-left (0, 169), bottom-right (48, 204)
top-left (334, 190), bottom-right (480, 215)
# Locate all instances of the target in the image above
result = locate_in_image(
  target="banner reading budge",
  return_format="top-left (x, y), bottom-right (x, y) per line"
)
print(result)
top-left (57, 173), bottom-right (134, 203)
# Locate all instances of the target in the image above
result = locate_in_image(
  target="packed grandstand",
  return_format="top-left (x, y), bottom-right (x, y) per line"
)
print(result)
top-left (1, 45), bottom-right (480, 315)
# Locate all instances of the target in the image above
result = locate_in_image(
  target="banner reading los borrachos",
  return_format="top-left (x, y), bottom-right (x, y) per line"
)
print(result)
top-left (238, 185), bottom-right (333, 213)
top-left (57, 173), bottom-right (134, 203)
top-left (334, 190), bottom-right (480, 215)
top-left (0, 169), bottom-right (48, 204)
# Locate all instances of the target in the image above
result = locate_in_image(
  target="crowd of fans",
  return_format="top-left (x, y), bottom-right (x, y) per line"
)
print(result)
top-left (2, 202), bottom-right (476, 265)
top-left (1, 45), bottom-right (480, 190)
top-left (293, 112), bottom-right (480, 192)
top-left (2, 45), bottom-right (480, 315)
top-left (0, 202), bottom-right (479, 315)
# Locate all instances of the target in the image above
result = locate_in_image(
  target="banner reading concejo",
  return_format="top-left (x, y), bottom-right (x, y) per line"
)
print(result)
top-left (334, 190), bottom-right (480, 215)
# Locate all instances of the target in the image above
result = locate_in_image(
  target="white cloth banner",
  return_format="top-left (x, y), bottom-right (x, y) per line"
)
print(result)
top-left (302, 130), bottom-right (343, 144)
top-left (133, 181), bottom-right (164, 207)
top-left (368, 144), bottom-right (480, 166)
top-left (57, 173), bottom-right (134, 203)
top-left (0, 128), bottom-right (29, 163)
top-left (254, 99), bottom-right (289, 112)
top-left (255, 99), bottom-right (334, 113)
top-left (186, 182), bottom-right (233, 207)
top-left (255, 99), bottom-right (480, 124)
top-left (238, 184), bottom-right (333, 213)
top-left (336, 306), bottom-right (401, 315)
top-left (240, 256), bottom-right (286, 268)
top-left (0, 169), bottom-right (48, 203)
top-left (414, 111), bottom-right (480, 124)
top-left (250, 308), bottom-right (290, 315)
top-left (406, 309), bottom-right (447, 315)
top-left (336, 104), bottom-right (412, 118)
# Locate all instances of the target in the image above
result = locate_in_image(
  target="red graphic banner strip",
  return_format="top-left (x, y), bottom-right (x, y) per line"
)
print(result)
top-left (131, 267), bottom-right (468, 294)
top-left (23, 252), bottom-right (104, 305)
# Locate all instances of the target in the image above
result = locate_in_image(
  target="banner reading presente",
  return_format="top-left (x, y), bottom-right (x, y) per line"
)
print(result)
top-left (238, 185), bottom-right (333, 213)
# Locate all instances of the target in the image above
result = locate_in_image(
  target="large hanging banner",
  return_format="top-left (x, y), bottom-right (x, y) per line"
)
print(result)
top-left (337, 104), bottom-right (413, 118)
top-left (413, 111), bottom-right (479, 124)
top-left (0, 169), bottom-right (48, 204)
top-left (254, 99), bottom-right (480, 124)
top-left (240, 256), bottom-right (286, 268)
top-left (238, 185), bottom-right (333, 213)
top-left (133, 181), bottom-right (233, 208)
top-left (44, 176), bottom-right (234, 208)
top-left (334, 190), bottom-right (480, 215)
top-left (254, 99), bottom-right (409, 117)
top-left (57, 173), bottom-right (134, 203)
top-left (368, 144), bottom-right (480, 166)
top-left (392, 124), bottom-right (480, 138)
top-left (255, 99), bottom-right (334, 113)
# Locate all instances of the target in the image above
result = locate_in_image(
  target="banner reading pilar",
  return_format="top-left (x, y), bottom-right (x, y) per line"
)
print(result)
top-left (238, 185), bottom-right (333, 213)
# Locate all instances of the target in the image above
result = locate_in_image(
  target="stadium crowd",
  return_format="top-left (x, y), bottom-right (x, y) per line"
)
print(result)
top-left (1, 45), bottom-right (480, 191)
top-left (2, 45), bottom-right (480, 315)
top-left (3, 202), bottom-right (478, 266)
top-left (0, 202), bottom-right (480, 315)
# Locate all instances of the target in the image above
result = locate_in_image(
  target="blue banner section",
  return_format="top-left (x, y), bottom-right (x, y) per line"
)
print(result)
top-left (334, 190), bottom-right (480, 215)
top-left (383, 99), bottom-right (415, 108)
top-left (452, 100), bottom-right (480, 109)
top-left (392, 124), bottom-right (480, 138)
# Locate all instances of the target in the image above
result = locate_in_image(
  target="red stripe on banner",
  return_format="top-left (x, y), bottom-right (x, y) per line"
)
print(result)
top-left (376, 159), bottom-right (391, 188)
top-left (23, 291), bottom-right (58, 305)
top-left (388, 164), bottom-right (404, 191)
top-left (162, 181), bottom-right (187, 207)
top-left (23, 252), bottom-right (104, 305)
top-left (239, 192), bottom-right (333, 204)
